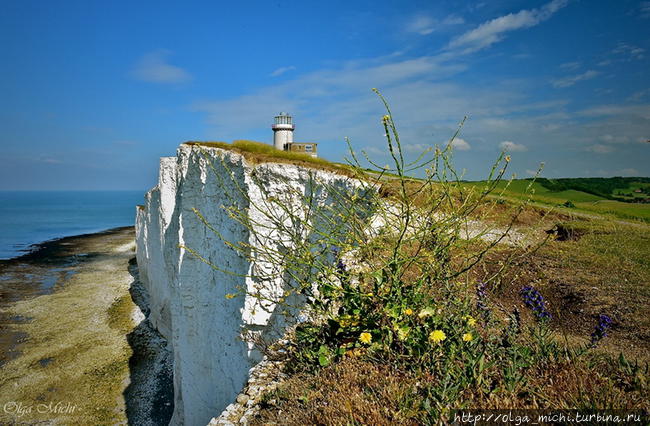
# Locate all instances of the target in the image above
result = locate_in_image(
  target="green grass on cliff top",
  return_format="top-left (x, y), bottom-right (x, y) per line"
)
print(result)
top-left (184, 140), bottom-right (356, 176)
top-left (465, 179), bottom-right (650, 222)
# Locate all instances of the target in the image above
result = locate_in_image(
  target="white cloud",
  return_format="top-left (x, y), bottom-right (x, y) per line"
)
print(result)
top-left (599, 134), bottom-right (629, 144)
top-left (406, 15), bottom-right (436, 35)
top-left (559, 61), bottom-right (581, 70)
top-left (451, 137), bottom-right (471, 150)
top-left (442, 15), bottom-right (465, 25)
top-left (406, 14), bottom-right (464, 36)
top-left (612, 43), bottom-right (645, 60)
top-left (403, 143), bottom-right (433, 153)
top-left (551, 70), bottom-right (600, 88)
top-left (499, 141), bottom-right (527, 152)
top-left (361, 145), bottom-right (385, 156)
top-left (627, 89), bottom-right (650, 102)
top-left (191, 55), bottom-right (468, 139)
top-left (38, 157), bottom-right (63, 164)
top-left (131, 49), bottom-right (191, 84)
top-left (580, 104), bottom-right (650, 120)
top-left (270, 66), bottom-right (296, 77)
top-left (448, 0), bottom-right (568, 53)
top-left (587, 144), bottom-right (614, 154)
top-left (189, 45), bottom-right (649, 179)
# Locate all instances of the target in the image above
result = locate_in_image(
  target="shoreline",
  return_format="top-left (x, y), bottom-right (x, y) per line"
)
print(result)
top-left (0, 225), bottom-right (135, 264)
top-left (0, 226), bottom-right (173, 424)
top-left (0, 226), bottom-right (137, 367)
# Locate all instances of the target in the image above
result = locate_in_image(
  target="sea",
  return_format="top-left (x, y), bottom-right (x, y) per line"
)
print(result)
top-left (0, 191), bottom-right (145, 259)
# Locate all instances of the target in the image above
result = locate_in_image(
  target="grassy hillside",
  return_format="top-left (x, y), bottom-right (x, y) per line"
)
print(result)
top-left (464, 178), bottom-right (650, 222)
top-left (253, 196), bottom-right (650, 424)
top-left (536, 177), bottom-right (650, 201)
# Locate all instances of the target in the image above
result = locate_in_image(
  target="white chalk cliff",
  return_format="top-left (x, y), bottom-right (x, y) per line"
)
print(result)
top-left (135, 144), bottom-right (367, 426)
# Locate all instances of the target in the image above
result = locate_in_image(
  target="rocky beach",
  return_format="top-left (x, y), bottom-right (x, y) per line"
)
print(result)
top-left (0, 227), bottom-right (173, 425)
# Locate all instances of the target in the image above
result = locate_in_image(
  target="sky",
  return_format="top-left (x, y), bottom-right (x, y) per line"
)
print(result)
top-left (1, 0), bottom-right (648, 190)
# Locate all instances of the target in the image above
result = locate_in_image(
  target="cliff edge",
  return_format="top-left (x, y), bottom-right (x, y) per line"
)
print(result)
top-left (135, 144), bottom-right (366, 426)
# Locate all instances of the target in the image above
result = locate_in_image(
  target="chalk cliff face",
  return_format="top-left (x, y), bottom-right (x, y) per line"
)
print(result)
top-left (136, 144), bottom-right (366, 426)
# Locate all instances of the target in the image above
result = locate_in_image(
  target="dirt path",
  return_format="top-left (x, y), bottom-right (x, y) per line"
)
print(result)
top-left (0, 227), bottom-right (171, 425)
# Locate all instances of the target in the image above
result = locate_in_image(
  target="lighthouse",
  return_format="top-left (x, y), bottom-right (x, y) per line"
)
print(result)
top-left (271, 112), bottom-right (318, 157)
top-left (272, 112), bottom-right (294, 151)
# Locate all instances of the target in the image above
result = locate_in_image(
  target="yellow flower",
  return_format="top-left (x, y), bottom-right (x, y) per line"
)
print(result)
top-left (462, 333), bottom-right (473, 342)
top-left (464, 315), bottom-right (477, 327)
top-left (429, 330), bottom-right (446, 343)
top-left (382, 115), bottom-right (390, 122)
top-left (225, 293), bottom-right (237, 299)
top-left (404, 308), bottom-right (414, 316)
top-left (359, 332), bottom-right (372, 344)
top-left (505, 155), bottom-right (511, 162)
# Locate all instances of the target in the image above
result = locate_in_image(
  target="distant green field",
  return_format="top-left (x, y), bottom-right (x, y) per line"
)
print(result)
top-left (577, 199), bottom-right (650, 222)
top-left (464, 179), bottom-right (650, 222)
top-left (613, 182), bottom-right (650, 200)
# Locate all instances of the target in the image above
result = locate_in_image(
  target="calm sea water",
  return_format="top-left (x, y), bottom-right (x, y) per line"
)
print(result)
top-left (0, 191), bottom-right (145, 259)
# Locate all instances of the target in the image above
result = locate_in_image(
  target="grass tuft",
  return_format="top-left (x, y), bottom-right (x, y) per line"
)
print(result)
top-left (184, 140), bottom-right (356, 176)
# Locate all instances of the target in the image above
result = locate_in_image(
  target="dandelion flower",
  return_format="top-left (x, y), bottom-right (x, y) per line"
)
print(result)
top-left (404, 308), bottom-right (413, 316)
top-left (429, 330), bottom-right (446, 343)
top-left (505, 155), bottom-right (511, 162)
top-left (359, 332), bottom-right (372, 344)
top-left (225, 293), bottom-right (237, 299)
top-left (466, 316), bottom-right (477, 327)
top-left (462, 333), bottom-right (473, 342)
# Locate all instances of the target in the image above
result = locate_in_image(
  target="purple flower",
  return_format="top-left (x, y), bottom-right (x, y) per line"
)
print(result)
top-left (520, 285), bottom-right (551, 321)
top-left (590, 314), bottom-right (613, 348)
top-left (332, 248), bottom-right (348, 282)
top-left (476, 281), bottom-right (490, 320)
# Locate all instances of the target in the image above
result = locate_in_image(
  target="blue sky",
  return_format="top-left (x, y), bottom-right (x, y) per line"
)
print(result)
top-left (1, 0), bottom-right (648, 190)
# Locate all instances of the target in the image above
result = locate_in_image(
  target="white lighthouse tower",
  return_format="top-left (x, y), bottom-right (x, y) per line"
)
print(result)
top-left (272, 112), bottom-right (294, 151)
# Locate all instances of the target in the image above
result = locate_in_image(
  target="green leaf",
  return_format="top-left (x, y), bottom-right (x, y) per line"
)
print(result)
top-left (318, 345), bottom-right (331, 367)
top-left (318, 354), bottom-right (330, 367)
top-left (386, 305), bottom-right (401, 319)
top-left (372, 270), bottom-right (384, 285)
top-left (396, 325), bottom-right (411, 341)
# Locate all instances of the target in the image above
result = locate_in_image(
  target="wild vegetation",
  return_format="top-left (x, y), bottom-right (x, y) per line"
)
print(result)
top-left (534, 177), bottom-right (650, 202)
top-left (464, 179), bottom-right (650, 223)
top-left (192, 90), bottom-right (649, 424)
top-left (184, 140), bottom-right (352, 175)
